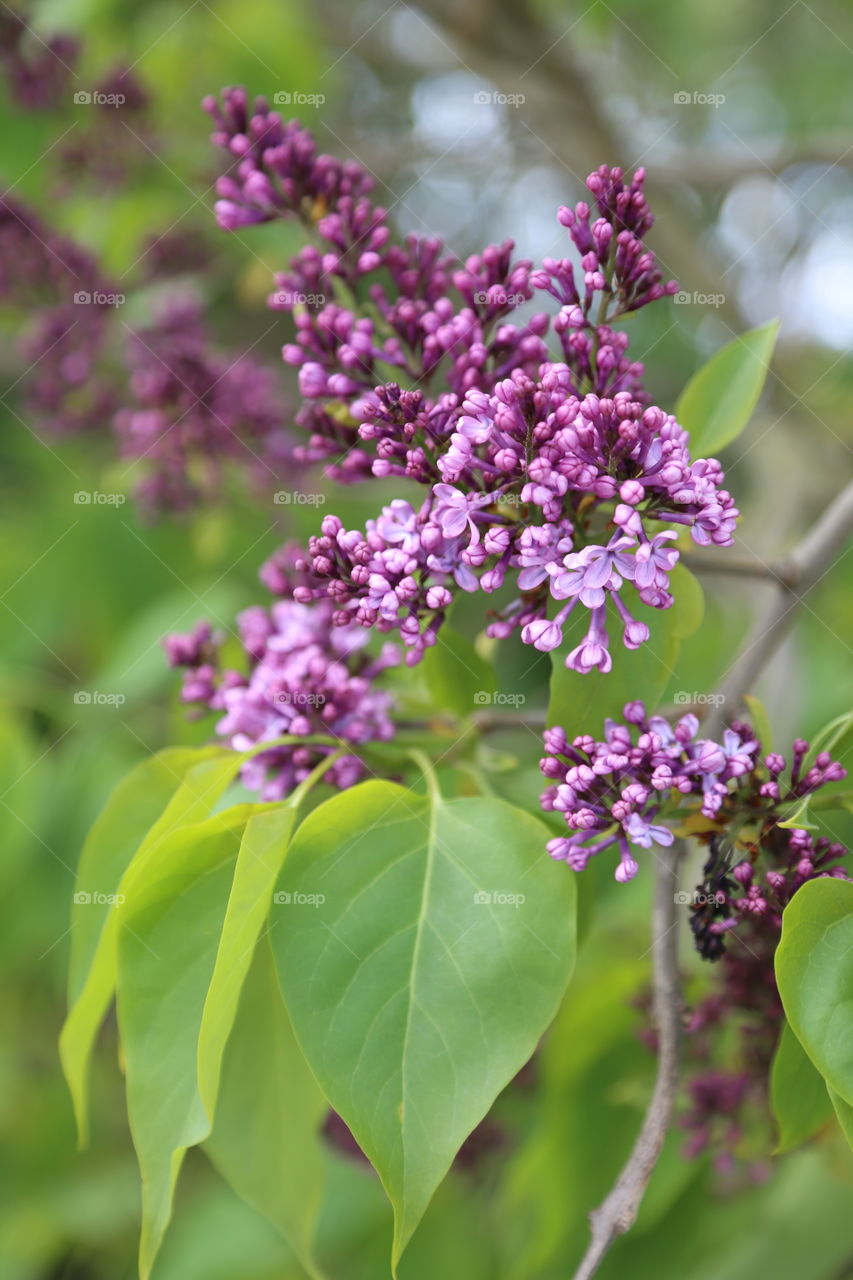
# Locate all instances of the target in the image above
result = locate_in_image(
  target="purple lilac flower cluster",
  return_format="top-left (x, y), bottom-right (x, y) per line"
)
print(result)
top-left (114, 297), bottom-right (293, 513)
top-left (202, 90), bottom-right (737, 673)
top-left (539, 704), bottom-right (760, 881)
top-left (58, 66), bottom-right (151, 192)
top-left (163, 583), bottom-right (398, 799)
top-left (0, 194), bottom-right (295, 506)
top-left (0, 8), bottom-right (78, 109)
top-left (0, 196), bottom-right (119, 435)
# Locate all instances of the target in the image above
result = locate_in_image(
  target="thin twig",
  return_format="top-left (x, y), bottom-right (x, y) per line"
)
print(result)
top-left (571, 840), bottom-right (685, 1280)
top-left (705, 478), bottom-right (853, 738)
top-left (681, 549), bottom-right (795, 585)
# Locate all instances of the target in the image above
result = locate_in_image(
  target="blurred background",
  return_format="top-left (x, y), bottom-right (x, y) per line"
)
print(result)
top-left (1, 0), bottom-right (851, 1276)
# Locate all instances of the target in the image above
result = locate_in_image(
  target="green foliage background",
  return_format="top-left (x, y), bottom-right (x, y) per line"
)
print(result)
top-left (1, 0), bottom-right (851, 1276)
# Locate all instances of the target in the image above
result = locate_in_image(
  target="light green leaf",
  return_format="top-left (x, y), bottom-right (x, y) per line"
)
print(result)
top-left (770, 1021), bottom-right (834, 1152)
top-left (67, 745), bottom-right (231, 1001)
top-left (827, 1086), bottom-right (853, 1151)
top-left (803, 710), bottom-right (853, 768)
top-left (775, 878), bottom-right (853, 1107)
top-left (116, 804), bottom-right (257, 1279)
top-left (270, 779), bottom-right (576, 1273)
top-left (777, 796), bottom-right (817, 831)
top-left (420, 626), bottom-right (495, 720)
top-left (204, 940), bottom-right (327, 1278)
top-left (60, 745), bottom-right (242, 1145)
top-left (197, 803), bottom-right (299, 1117)
top-left (676, 319), bottom-right (779, 456)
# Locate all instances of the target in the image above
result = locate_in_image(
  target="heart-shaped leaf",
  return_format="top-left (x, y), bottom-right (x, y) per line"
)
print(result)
top-left (270, 779), bottom-right (576, 1271)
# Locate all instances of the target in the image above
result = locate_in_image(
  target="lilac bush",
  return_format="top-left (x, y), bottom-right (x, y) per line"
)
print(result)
top-left (20, 56), bottom-right (846, 1280)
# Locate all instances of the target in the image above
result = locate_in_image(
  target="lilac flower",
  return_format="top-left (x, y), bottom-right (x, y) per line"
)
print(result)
top-left (540, 705), bottom-right (761, 880)
top-left (542, 713), bottom-right (847, 909)
top-left (114, 296), bottom-right (293, 512)
top-left (0, 11), bottom-right (79, 110)
top-left (623, 812), bottom-right (674, 848)
top-left (197, 99), bottom-right (740, 672)
top-left (163, 595), bottom-right (398, 800)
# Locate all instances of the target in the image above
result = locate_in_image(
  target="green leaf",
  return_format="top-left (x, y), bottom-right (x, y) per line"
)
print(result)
top-left (60, 746), bottom-right (243, 1145)
top-left (827, 1086), bottom-right (853, 1151)
top-left (775, 878), bottom-right (853, 1107)
top-left (675, 319), bottom-right (779, 456)
top-left (770, 1021), bottom-right (834, 1152)
top-left (205, 940), bottom-right (328, 1278)
top-left (548, 569), bottom-right (704, 734)
top-left (809, 789), bottom-right (853, 815)
top-left (804, 709), bottom-right (853, 765)
top-left (67, 745), bottom-right (231, 1001)
top-left (197, 803), bottom-right (299, 1118)
top-left (116, 804), bottom-right (257, 1279)
top-left (270, 779), bottom-right (576, 1272)
top-left (420, 626), bottom-right (495, 719)
top-left (776, 796), bottom-right (818, 831)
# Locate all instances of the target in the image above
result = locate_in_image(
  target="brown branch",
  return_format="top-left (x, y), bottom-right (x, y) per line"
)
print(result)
top-left (681, 549), bottom-right (796, 585)
top-left (655, 134), bottom-right (853, 187)
top-left (571, 839), bottom-right (685, 1280)
top-left (704, 478), bottom-right (853, 738)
